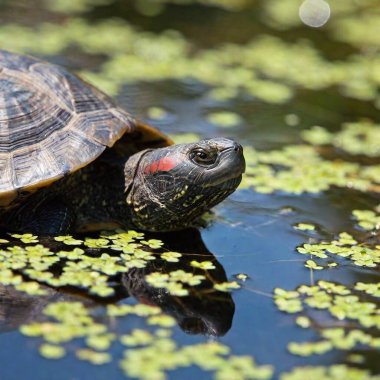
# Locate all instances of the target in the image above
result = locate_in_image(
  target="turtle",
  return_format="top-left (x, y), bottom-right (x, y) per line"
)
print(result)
top-left (0, 50), bottom-right (245, 235)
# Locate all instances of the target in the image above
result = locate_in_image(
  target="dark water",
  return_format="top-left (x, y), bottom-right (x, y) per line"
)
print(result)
top-left (0, 1), bottom-right (379, 379)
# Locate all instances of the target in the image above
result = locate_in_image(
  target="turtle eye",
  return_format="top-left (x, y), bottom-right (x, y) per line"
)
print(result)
top-left (190, 148), bottom-right (217, 166)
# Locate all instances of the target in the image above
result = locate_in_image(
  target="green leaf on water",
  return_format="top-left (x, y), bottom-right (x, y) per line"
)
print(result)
top-left (39, 344), bottom-right (66, 359)
top-left (76, 349), bottom-right (112, 365)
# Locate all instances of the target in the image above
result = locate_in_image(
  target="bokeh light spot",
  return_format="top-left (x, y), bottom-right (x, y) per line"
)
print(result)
top-left (299, 0), bottom-right (331, 28)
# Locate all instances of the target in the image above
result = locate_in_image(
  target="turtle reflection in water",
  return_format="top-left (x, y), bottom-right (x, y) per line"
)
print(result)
top-left (123, 229), bottom-right (235, 336)
top-left (0, 230), bottom-right (234, 337)
top-left (0, 50), bottom-right (245, 234)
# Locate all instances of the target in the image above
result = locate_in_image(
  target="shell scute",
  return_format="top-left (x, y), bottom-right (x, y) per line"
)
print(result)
top-left (12, 145), bottom-right (61, 189)
top-left (0, 76), bottom-right (44, 121)
top-left (0, 153), bottom-right (14, 191)
top-left (58, 69), bottom-right (114, 113)
top-left (30, 62), bottom-right (75, 112)
top-left (75, 110), bottom-right (134, 147)
top-left (42, 129), bottom-right (105, 174)
top-left (0, 50), bottom-right (38, 72)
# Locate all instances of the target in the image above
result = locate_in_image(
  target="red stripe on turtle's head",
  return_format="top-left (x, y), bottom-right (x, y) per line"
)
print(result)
top-left (143, 156), bottom-right (181, 175)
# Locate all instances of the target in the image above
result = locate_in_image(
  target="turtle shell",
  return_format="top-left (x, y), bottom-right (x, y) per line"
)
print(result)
top-left (0, 50), bottom-right (171, 209)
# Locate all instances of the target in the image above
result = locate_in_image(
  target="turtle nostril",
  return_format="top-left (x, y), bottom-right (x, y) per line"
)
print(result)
top-left (233, 142), bottom-right (243, 153)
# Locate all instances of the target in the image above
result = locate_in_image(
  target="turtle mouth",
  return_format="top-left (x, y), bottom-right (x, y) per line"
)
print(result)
top-left (217, 175), bottom-right (243, 191)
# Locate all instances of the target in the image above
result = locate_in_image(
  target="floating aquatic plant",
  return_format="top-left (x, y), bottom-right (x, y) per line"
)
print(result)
top-left (76, 349), bottom-right (112, 365)
top-left (190, 260), bottom-right (216, 270)
top-left (236, 273), bottom-right (248, 281)
top-left (214, 281), bottom-right (241, 292)
top-left (146, 106), bottom-right (170, 121)
top-left (1, 11), bottom-right (380, 107)
top-left (43, 0), bottom-right (114, 13)
top-left (240, 144), bottom-right (380, 194)
top-left (54, 235), bottom-right (83, 245)
top-left (20, 299), bottom-right (273, 380)
top-left (11, 234), bottom-right (39, 244)
top-left (120, 337), bottom-right (273, 380)
top-left (160, 251), bottom-right (182, 262)
top-left (304, 259), bottom-right (323, 270)
top-left (352, 208), bottom-right (380, 231)
top-left (294, 223), bottom-right (316, 231)
top-left (0, 230), bottom-right (164, 297)
top-left (354, 282), bottom-right (380, 298)
top-left (302, 121), bottom-right (380, 157)
top-left (39, 344), bottom-right (66, 359)
top-left (206, 111), bottom-right (243, 128)
top-left (280, 364), bottom-right (380, 380)
top-left (274, 280), bottom-right (380, 362)
top-left (297, 231), bottom-right (380, 268)
top-left (145, 269), bottom-right (206, 296)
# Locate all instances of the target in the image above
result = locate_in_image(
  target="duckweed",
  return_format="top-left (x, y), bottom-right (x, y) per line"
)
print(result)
top-left (84, 238), bottom-right (110, 249)
top-left (147, 315), bottom-right (176, 328)
top-left (1, 9), bottom-right (380, 107)
top-left (302, 121), bottom-right (380, 157)
top-left (352, 208), bottom-right (380, 231)
top-left (288, 341), bottom-right (333, 356)
top-left (274, 279), bottom-right (380, 362)
top-left (54, 235), bottom-right (83, 245)
top-left (214, 281), bottom-right (241, 292)
top-left (43, 0), bottom-right (113, 13)
top-left (86, 333), bottom-right (116, 351)
top-left (288, 328), bottom-right (380, 356)
top-left (274, 288), bottom-right (303, 313)
top-left (11, 234), bottom-right (39, 244)
top-left (4, 161), bottom-right (376, 376)
top-left (190, 260), bottom-right (216, 270)
top-left (21, 298), bottom-right (273, 380)
top-left (347, 354), bottom-right (366, 364)
top-left (295, 316), bottom-right (311, 328)
top-left (294, 223), bottom-right (316, 231)
top-left (160, 251), bottom-right (182, 262)
top-left (297, 231), bottom-right (380, 268)
top-left (145, 269), bottom-right (206, 296)
top-left (354, 282), bottom-right (380, 297)
top-left (0, 231), bottom-right (163, 297)
top-left (76, 349), bottom-right (112, 365)
top-left (240, 144), bottom-right (380, 194)
top-left (206, 111), bottom-right (243, 128)
top-left (146, 106), bottom-right (170, 120)
top-left (39, 344), bottom-right (66, 359)
top-left (107, 304), bottom-right (162, 318)
top-left (168, 133), bottom-right (202, 145)
top-left (304, 259), bottom-right (323, 270)
top-left (280, 365), bottom-right (380, 380)
top-left (236, 273), bottom-right (248, 281)
top-left (15, 281), bottom-right (48, 296)
top-left (120, 329), bottom-right (155, 347)
top-left (120, 339), bottom-right (273, 380)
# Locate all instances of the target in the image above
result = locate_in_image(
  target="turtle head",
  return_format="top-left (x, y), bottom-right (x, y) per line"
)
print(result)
top-left (124, 138), bottom-right (245, 231)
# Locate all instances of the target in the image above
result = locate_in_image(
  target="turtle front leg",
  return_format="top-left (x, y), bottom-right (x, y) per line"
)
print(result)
top-left (7, 198), bottom-right (76, 235)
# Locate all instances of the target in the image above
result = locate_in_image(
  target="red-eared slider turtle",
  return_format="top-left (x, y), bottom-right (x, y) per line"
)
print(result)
top-left (0, 50), bottom-right (245, 234)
